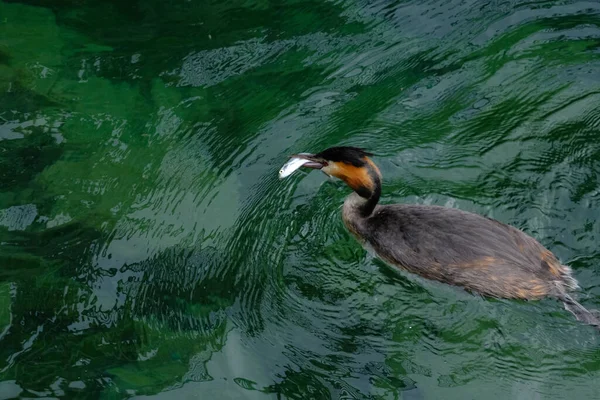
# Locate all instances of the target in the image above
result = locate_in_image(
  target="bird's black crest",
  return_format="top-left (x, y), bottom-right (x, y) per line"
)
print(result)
top-left (315, 146), bottom-right (374, 167)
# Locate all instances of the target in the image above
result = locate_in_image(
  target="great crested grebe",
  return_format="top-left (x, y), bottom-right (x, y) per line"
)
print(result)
top-left (280, 146), bottom-right (600, 329)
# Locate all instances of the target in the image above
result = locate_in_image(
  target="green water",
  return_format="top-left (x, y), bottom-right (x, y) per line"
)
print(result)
top-left (1, 0), bottom-right (600, 398)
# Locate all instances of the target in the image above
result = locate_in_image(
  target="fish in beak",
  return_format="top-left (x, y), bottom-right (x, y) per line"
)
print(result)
top-left (278, 153), bottom-right (328, 179)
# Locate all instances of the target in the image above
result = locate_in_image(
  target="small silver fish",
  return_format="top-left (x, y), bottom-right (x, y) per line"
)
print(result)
top-left (279, 156), bottom-right (310, 179)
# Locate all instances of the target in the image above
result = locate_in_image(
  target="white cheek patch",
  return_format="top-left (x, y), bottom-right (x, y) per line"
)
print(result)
top-left (321, 163), bottom-right (339, 178)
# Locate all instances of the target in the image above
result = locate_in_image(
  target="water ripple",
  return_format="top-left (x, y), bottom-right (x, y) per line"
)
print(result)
top-left (2, 0), bottom-right (600, 398)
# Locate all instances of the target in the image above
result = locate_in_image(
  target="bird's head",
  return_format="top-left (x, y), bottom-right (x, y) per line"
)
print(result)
top-left (288, 146), bottom-right (381, 199)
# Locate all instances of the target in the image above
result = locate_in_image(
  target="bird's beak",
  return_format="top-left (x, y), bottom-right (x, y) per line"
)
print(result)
top-left (290, 153), bottom-right (327, 170)
top-left (279, 152), bottom-right (330, 179)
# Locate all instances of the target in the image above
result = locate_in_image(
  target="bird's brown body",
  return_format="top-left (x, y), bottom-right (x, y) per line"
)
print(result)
top-left (286, 146), bottom-right (599, 329)
top-left (343, 197), bottom-right (576, 300)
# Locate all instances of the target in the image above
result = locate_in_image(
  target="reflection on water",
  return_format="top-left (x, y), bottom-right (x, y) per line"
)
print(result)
top-left (1, 0), bottom-right (600, 398)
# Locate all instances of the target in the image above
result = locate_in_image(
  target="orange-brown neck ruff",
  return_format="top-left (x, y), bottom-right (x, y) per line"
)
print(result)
top-left (328, 157), bottom-right (382, 217)
top-left (328, 161), bottom-right (374, 196)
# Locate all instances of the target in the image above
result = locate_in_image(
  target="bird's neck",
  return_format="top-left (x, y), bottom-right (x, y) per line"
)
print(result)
top-left (343, 176), bottom-right (381, 219)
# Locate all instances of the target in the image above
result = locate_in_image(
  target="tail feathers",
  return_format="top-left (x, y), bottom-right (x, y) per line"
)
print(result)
top-left (561, 294), bottom-right (600, 329)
